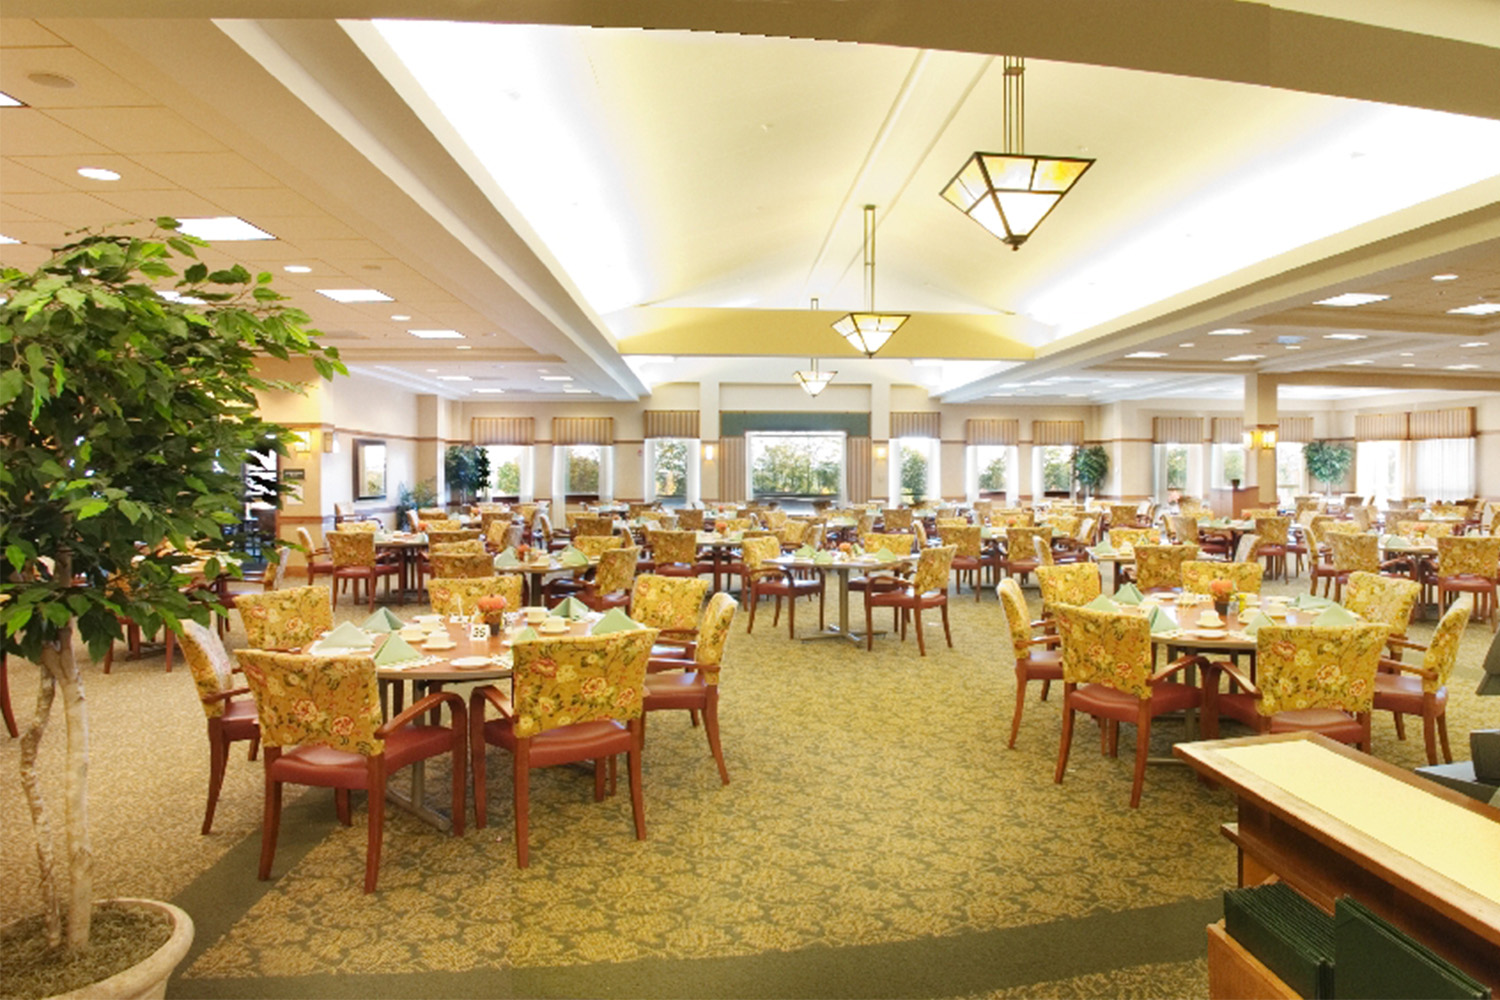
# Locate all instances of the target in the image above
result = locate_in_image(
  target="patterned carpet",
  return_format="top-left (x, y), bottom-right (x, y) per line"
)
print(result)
top-left (2, 572), bottom-right (1495, 999)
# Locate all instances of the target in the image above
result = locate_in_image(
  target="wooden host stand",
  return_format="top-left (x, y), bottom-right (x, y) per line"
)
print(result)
top-left (1175, 733), bottom-right (1500, 999)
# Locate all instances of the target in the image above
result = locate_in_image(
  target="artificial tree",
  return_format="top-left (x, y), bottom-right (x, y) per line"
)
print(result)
top-left (1072, 445), bottom-right (1110, 499)
top-left (0, 221), bottom-right (343, 956)
top-left (1303, 440), bottom-right (1354, 495)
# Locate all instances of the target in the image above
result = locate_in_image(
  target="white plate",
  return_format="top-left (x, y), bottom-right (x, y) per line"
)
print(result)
top-left (413, 615), bottom-right (443, 624)
top-left (450, 656), bottom-right (492, 669)
top-left (423, 640), bottom-right (457, 650)
top-left (1190, 628), bottom-right (1228, 640)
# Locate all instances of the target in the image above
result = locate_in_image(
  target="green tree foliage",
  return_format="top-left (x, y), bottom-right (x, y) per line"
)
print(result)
top-left (654, 440), bottom-right (688, 498)
top-left (1041, 446), bottom-right (1074, 493)
top-left (899, 446), bottom-right (928, 504)
top-left (396, 479), bottom-right (438, 528)
top-left (750, 436), bottom-right (840, 497)
top-left (568, 448), bottom-right (601, 494)
top-left (444, 444), bottom-right (489, 503)
top-left (1072, 445), bottom-right (1109, 497)
top-left (978, 454), bottom-right (1007, 493)
top-left (1304, 440), bottom-right (1354, 492)
top-left (493, 457), bottom-right (521, 495)
top-left (1165, 447), bottom-right (1187, 490)
top-left (1223, 446), bottom-right (1245, 485)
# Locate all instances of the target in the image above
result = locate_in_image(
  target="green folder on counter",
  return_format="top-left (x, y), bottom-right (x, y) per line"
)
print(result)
top-left (372, 634), bottom-right (422, 665)
top-left (361, 607), bottom-right (405, 633)
top-left (1333, 896), bottom-right (1488, 999)
top-left (1224, 882), bottom-right (1334, 999)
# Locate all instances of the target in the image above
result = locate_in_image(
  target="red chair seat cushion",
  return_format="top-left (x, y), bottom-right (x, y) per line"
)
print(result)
top-left (1072, 681), bottom-right (1201, 723)
top-left (483, 717), bottom-right (631, 768)
top-left (643, 671), bottom-right (707, 710)
top-left (1439, 575), bottom-right (1496, 593)
top-left (1018, 650), bottom-right (1064, 680)
top-left (222, 698), bottom-right (260, 740)
top-left (268, 725), bottom-right (453, 788)
top-left (1268, 708), bottom-right (1364, 744)
top-left (867, 588), bottom-right (946, 609)
top-left (1373, 673), bottom-right (1445, 714)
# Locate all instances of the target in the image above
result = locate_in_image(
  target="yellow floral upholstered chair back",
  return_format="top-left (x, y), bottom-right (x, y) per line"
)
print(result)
top-left (1254, 517), bottom-right (1290, 546)
top-left (675, 509), bottom-right (705, 531)
top-left (480, 510), bottom-right (514, 536)
top-left (1074, 514), bottom-right (1100, 545)
top-left (510, 630), bottom-right (657, 739)
top-left (427, 576), bottom-right (523, 615)
top-left (238, 649), bottom-right (384, 755)
top-left (180, 620), bottom-right (238, 719)
top-left (762, 510), bottom-right (788, 530)
top-left (739, 536), bottom-right (783, 581)
top-left (780, 520), bottom-right (809, 546)
top-left (431, 539), bottom-right (486, 556)
top-left (861, 532), bottom-right (916, 556)
top-left (721, 518), bottom-right (754, 534)
top-left (1430, 503), bottom-right (1467, 518)
top-left (1180, 560), bottom-right (1264, 595)
top-left (694, 593), bottom-right (738, 682)
top-left (1178, 499), bottom-right (1211, 519)
top-left (594, 547), bottom-right (640, 597)
top-left (1007, 526), bottom-right (1053, 565)
top-left (1397, 520), bottom-right (1458, 541)
top-left (417, 507), bottom-right (448, 521)
top-left (573, 516), bottom-right (616, 538)
top-left (423, 519), bottom-right (461, 533)
top-left (1351, 506), bottom-right (1374, 531)
top-left (1166, 515), bottom-right (1198, 545)
top-left (649, 530), bottom-right (699, 567)
top-left (1046, 515), bottom-right (1081, 540)
top-left (997, 579), bottom-right (1034, 661)
top-left (912, 545), bottom-right (957, 595)
top-left (327, 530), bottom-right (377, 569)
top-left (1421, 604), bottom-right (1471, 693)
top-left (994, 508), bottom-right (1033, 528)
top-left (572, 534), bottom-right (626, 559)
top-left (1437, 536), bottom-right (1500, 580)
top-left (935, 517), bottom-right (970, 532)
top-left (629, 574), bottom-right (710, 636)
top-left (1107, 503), bottom-right (1139, 528)
top-left (1054, 604), bottom-right (1153, 699)
top-left (342, 520), bottom-right (379, 533)
top-left (427, 529), bottom-right (481, 548)
top-left (937, 525), bottom-right (982, 559)
top-left (236, 585), bottom-right (332, 650)
top-left (882, 508), bottom-right (914, 531)
top-left (428, 552), bottom-right (495, 579)
top-left (1107, 527), bottom-right (1160, 549)
top-left (1133, 544), bottom-right (1201, 590)
top-left (972, 500), bottom-right (995, 523)
top-left (1252, 624), bottom-right (1386, 717)
top-left (1342, 571), bottom-right (1419, 637)
top-left (1036, 563), bottom-right (1102, 614)
top-left (1328, 532), bottom-right (1378, 573)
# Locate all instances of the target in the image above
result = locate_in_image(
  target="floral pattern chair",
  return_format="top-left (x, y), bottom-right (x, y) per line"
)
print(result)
top-left (1202, 623), bottom-right (1387, 751)
top-left (1003, 526), bottom-right (1054, 584)
top-left (866, 545), bottom-right (956, 656)
top-left (630, 574), bottom-right (710, 647)
top-left (644, 593), bottom-right (737, 784)
top-left (647, 530), bottom-right (700, 577)
top-left (998, 578), bottom-right (1064, 748)
top-left (571, 534), bottom-right (626, 558)
top-left (1252, 517), bottom-right (1292, 581)
top-left (1343, 570), bottom-right (1420, 639)
top-left (579, 546), bottom-right (640, 613)
top-left (1107, 527), bottom-right (1161, 549)
top-left (882, 508), bottom-right (914, 531)
top-left (295, 526), bottom-right (335, 588)
top-left (427, 575), bottom-right (523, 616)
top-left (1434, 536), bottom-right (1500, 632)
top-left (469, 629), bottom-right (657, 866)
top-left (1394, 520), bottom-right (1458, 541)
top-left (1106, 503), bottom-right (1140, 529)
top-left (327, 530), bottom-right (399, 609)
top-left (1132, 544), bottom-right (1200, 592)
top-left (1052, 604), bottom-right (1204, 808)
top-left (1036, 563), bottom-right (1102, 620)
top-left (235, 585), bottom-right (332, 650)
top-left (238, 648), bottom-right (467, 891)
top-left (428, 551), bottom-right (495, 580)
top-left (431, 539), bottom-right (486, 555)
top-left (426, 529), bottom-right (481, 548)
top-left (937, 525), bottom-right (988, 601)
top-left (180, 620), bottom-right (260, 834)
top-left (743, 535), bottom-right (823, 637)
top-left (1180, 560), bottom-right (1264, 595)
top-left (1374, 604), bottom-right (1470, 764)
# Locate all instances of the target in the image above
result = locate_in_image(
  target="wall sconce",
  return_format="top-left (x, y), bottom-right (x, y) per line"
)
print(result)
top-left (322, 429), bottom-right (337, 454)
top-left (702, 443), bottom-right (717, 462)
top-left (1243, 427), bottom-right (1278, 451)
top-left (873, 444), bottom-right (888, 460)
top-left (290, 430), bottom-right (312, 455)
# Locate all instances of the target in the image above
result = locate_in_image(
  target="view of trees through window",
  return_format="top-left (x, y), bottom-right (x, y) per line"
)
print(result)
top-left (1221, 444), bottom-right (1245, 486)
top-left (1276, 442), bottom-right (1304, 496)
top-left (652, 439), bottom-right (689, 501)
top-left (1040, 445), bottom-right (1074, 494)
top-left (899, 443), bottom-right (928, 504)
top-left (749, 433), bottom-right (842, 500)
top-left (975, 445), bottom-right (1009, 494)
top-left (1164, 445), bottom-right (1187, 490)
top-left (567, 445), bottom-right (601, 495)
top-left (483, 445), bottom-right (524, 496)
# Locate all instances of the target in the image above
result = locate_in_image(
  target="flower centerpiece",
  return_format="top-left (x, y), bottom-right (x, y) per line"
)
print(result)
top-left (477, 595), bottom-right (508, 635)
top-left (1208, 578), bottom-right (1234, 615)
top-left (713, 519), bottom-right (728, 535)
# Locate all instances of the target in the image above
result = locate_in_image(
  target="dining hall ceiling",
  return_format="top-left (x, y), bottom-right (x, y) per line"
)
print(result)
top-left (2, 1), bottom-right (1499, 406)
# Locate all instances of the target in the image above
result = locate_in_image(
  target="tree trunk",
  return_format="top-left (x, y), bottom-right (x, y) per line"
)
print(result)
top-left (20, 664), bottom-right (61, 948)
top-left (38, 625), bottom-right (92, 951)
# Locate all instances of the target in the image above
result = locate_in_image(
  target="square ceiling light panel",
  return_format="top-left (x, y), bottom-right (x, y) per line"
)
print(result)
top-left (175, 216), bottom-right (276, 241)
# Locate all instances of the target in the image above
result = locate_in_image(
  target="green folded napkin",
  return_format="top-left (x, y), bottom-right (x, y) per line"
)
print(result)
top-left (511, 626), bottom-right (540, 643)
top-left (1090, 545), bottom-right (1117, 558)
top-left (813, 550), bottom-right (834, 565)
top-left (794, 545), bottom-right (816, 558)
top-left (321, 621), bottom-right (373, 649)
top-left (1292, 593), bottom-right (1334, 610)
top-left (1384, 535), bottom-right (1411, 549)
top-left (374, 532), bottom-right (391, 543)
top-left (1084, 595), bottom-right (1119, 613)
top-left (591, 608), bottom-right (641, 634)
top-left (1314, 605), bottom-right (1360, 627)
top-left (1114, 583), bottom-right (1144, 605)
top-left (361, 608), bottom-right (405, 633)
top-left (873, 547), bottom-right (897, 563)
top-left (559, 547), bottom-right (589, 568)
top-left (551, 596), bottom-right (590, 620)
top-left (493, 548), bottom-right (520, 567)
top-left (373, 633), bottom-right (422, 665)
top-left (1147, 606), bottom-right (1177, 634)
top-left (1241, 611), bottom-right (1275, 637)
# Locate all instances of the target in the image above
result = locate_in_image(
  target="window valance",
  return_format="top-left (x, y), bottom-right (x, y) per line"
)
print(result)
top-left (1211, 417), bottom-right (1243, 444)
top-left (890, 411), bottom-right (941, 439)
top-left (471, 416), bottom-right (534, 446)
top-left (1355, 412), bottom-right (1409, 442)
top-left (643, 410), bottom-right (700, 439)
top-left (1033, 420), bottom-right (1083, 447)
top-left (553, 416), bottom-right (615, 446)
top-left (966, 418), bottom-right (1020, 446)
top-left (1410, 406), bottom-right (1474, 440)
top-left (1152, 416), bottom-right (1203, 444)
top-left (1278, 416), bottom-right (1314, 443)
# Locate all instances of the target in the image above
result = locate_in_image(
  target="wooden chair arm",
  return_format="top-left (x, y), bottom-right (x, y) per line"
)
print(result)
top-left (203, 686), bottom-right (252, 704)
top-left (1378, 656), bottom-right (1435, 679)
top-left (1201, 658), bottom-right (1257, 695)
top-left (1152, 653), bottom-right (1207, 684)
top-left (1029, 634), bottom-right (1063, 647)
top-left (1030, 617), bottom-right (1054, 630)
top-left (378, 689), bottom-right (467, 736)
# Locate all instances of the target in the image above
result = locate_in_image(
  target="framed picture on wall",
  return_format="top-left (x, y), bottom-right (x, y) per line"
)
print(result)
top-left (354, 439), bottom-right (387, 500)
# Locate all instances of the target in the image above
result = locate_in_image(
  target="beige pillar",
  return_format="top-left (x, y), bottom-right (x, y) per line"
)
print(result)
top-left (1244, 374), bottom-right (1280, 504)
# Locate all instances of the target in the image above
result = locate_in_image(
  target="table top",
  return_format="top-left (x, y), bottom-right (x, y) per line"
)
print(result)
top-left (771, 553), bottom-right (918, 572)
top-left (1143, 597), bottom-right (1340, 650)
top-left (307, 617), bottom-right (599, 682)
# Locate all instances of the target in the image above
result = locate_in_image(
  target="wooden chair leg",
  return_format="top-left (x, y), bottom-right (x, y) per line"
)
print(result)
top-left (746, 586), bottom-right (758, 633)
top-left (1437, 712), bottom-right (1453, 763)
top-left (593, 759), bottom-right (607, 801)
top-left (1054, 690), bottom-right (1075, 785)
top-left (1392, 711), bottom-right (1406, 740)
top-left (514, 741), bottom-right (532, 868)
top-left (259, 771), bottom-right (282, 881)
top-left (786, 589), bottom-right (797, 638)
top-left (941, 601), bottom-right (952, 648)
top-left (865, 598), bottom-right (876, 651)
top-left (365, 758), bottom-right (385, 893)
top-left (1129, 703), bottom-right (1151, 808)
top-left (703, 690), bottom-right (729, 784)
top-left (914, 605), bottom-right (926, 656)
top-left (1008, 671), bottom-right (1028, 749)
top-left (335, 789), bottom-right (352, 825)
top-left (628, 720), bottom-right (647, 841)
top-left (204, 723), bottom-right (228, 835)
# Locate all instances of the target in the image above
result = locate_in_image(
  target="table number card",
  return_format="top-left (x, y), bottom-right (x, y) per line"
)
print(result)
top-left (468, 622), bottom-right (490, 642)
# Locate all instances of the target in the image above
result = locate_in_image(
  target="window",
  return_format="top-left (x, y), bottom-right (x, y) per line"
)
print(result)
top-left (354, 439), bottom-right (387, 500)
top-left (1152, 443), bottom-right (1190, 502)
top-left (968, 444), bottom-right (1016, 502)
top-left (1275, 442), bottom-right (1305, 502)
top-left (1038, 445), bottom-right (1075, 496)
top-left (482, 444), bottom-right (531, 501)
top-left (748, 432), bottom-right (844, 503)
top-left (1413, 438), bottom-right (1474, 501)
top-left (555, 444), bottom-right (611, 501)
top-left (893, 437), bottom-right (939, 505)
top-left (1211, 443), bottom-right (1245, 488)
top-left (646, 438), bottom-right (694, 507)
top-left (1356, 440), bottom-right (1402, 508)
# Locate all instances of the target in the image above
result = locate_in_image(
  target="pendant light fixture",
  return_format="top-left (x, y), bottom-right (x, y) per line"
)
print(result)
top-left (832, 205), bottom-right (908, 357)
top-left (794, 357), bottom-right (835, 396)
top-left (941, 57), bottom-right (1093, 250)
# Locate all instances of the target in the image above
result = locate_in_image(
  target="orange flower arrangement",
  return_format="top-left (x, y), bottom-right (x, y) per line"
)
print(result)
top-left (1208, 579), bottom-right (1234, 602)
top-left (477, 594), bottom-right (508, 625)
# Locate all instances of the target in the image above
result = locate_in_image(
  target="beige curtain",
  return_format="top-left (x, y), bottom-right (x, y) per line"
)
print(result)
top-left (1033, 420), bottom-right (1084, 446)
top-left (1355, 412), bottom-right (1409, 441)
top-left (966, 418), bottom-right (1020, 446)
top-left (1152, 416), bottom-right (1203, 444)
top-left (717, 437), bottom-right (745, 501)
top-left (1211, 417), bottom-right (1243, 444)
top-left (471, 416), bottom-right (534, 446)
top-left (552, 416), bottom-right (615, 446)
top-left (847, 436), bottom-right (871, 503)
top-left (643, 410), bottom-right (700, 439)
top-left (890, 411), bottom-right (941, 438)
top-left (1410, 406), bottom-right (1475, 440)
top-left (1278, 416), bottom-right (1314, 443)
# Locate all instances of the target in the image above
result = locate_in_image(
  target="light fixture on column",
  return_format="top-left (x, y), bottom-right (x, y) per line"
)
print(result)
top-left (702, 442), bottom-right (717, 462)
top-left (941, 57), bottom-right (1094, 250)
top-left (832, 205), bottom-right (908, 357)
top-left (1244, 426), bottom-right (1278, 450)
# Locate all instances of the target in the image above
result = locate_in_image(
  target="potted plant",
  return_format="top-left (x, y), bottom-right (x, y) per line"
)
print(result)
top-left (444, 444), bottom-right (491, 506)
top-left (395, 479), bottom-right (438, 532)
top-left (0, 221), bottom-right (343, 996)
top-left (1303, 440), bottom-right (1354, 497)
top-left (1072, 445), bottom-right (1109, 499)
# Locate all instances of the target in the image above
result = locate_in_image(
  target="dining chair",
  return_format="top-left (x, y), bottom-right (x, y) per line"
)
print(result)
top-left (998, 578), bottom-right (1063, 749)
top-left (1002, 526), bottom-right (1053, 585)
top-left (238, 649), bottom-right (467, 892)
top-left (1132, 544), bottom-right (1200, 592)
top-left (1201, 622), bottom-right (1388, 751)
top-left (1395, 520), bottom-right (1458, 542)
top-left (427, 575), bottom-right (524, 616)
top-left (578, 546), bottom-right (641, 613)
top-left (743, 536), bottom-right (824, 637)
top-left (1036, 562), bottom-right (1101, 621)
top-left (850, 532), bottom-right (916, 613)
top-left (1252, 517), bottom-right (1292, 582)
top-left (643, 593), bottom-right (737, 784)
top-left (630, 574), bottom-right (710, 653)
top-left (469, 629), bottom-right (656, 867)
top-left (1106, 503), bottom-right (1140, 529)
top-left (428, 551), bottom-right (494, 580)
top-left (1052, 603), bottom-right (1204, 808)
top-left (427, 529), bottom-right (482, 548)
top-left (882, 508), bottom-right (914, 532)
top-left (1374, 603), bottom-right (1470, 764)
top-left (1179, 560), bottom-right (1263, 596)
top-left (417, 507), bottom-right (449, 521)
top-left (217, 544), bottom-right (292, 638)
top-left (573, 515), bottom-right (616, 538)
top-left (328, 530), bottom-right (399, 609)
top-left (675, 508), bottom-right (705, 531)
top-left (234, 585), bottom-right (333, 650)
top-left (295, 526), bottom-right (335, 588)
top-left (937, 524), bottom-right (987, 601)
top-left (647, 529), bottom-right (700, 578)
top-left (179, 620), bottom-right (260, 834)
top-left (1342, 570), bottom-right (1420, 642)
top-left (1434, 535), bottom-right (1500, 632)
top-left (431, 539), bottom-right (487, 556)
top-left (865, 545), bottom-right (956, 656)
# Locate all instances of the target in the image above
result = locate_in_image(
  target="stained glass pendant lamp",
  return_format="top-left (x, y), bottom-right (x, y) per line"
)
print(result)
top-left (832, 205), bottom-right (908, 357)
top-left (794, 357), bottom-right (835, 396)
top-left (941, 57), bottom-right (1093, 250)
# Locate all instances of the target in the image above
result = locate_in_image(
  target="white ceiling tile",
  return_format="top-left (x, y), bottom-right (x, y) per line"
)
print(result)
top-left (0, 21), bottom-right (69, 48)
top-left (47, 106), bottom-right (224, 154)
top-left (130, 151), bottom-right (280, 189)
top-left (0, 45), bottom-right (155, 107)
top-left (10, 153), bottom-right (177, 190)
top-left (3, 190), bottom-right (131, 226)
top-left (0, 158), bottom-right (73, 193)
top-left (96, 188), bottom-right (230, 220)
top-left (0, 108), bottom-right (106, 155)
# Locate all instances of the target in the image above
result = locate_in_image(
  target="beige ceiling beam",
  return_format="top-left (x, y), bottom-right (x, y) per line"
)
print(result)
top-left (14, 1), bottom-right (1500, 119)
top-left (1276, 370), bottom-right (1500, 391)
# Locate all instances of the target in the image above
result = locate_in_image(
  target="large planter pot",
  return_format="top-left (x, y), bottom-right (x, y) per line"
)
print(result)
top-left (51, 899), bottom-right (194, 1000)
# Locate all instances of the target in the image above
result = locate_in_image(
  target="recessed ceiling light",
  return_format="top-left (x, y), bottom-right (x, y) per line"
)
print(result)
top-left (1178, 342), bottom-right (1196, 348)
top-left (283, 264), bottom-right (312, 274)
top-left (436, 375), bottom-right (472, 382)
top-left (76, 167), bottom-right (120, 181)
top-left (316, 288), bottom-right (392, 303)
top-left (563, 388), bottom-right (592, 394)
top-left (1344, 359), bottom-right (1374, 365)
top-left (1448, 303), bottom-right (1500, 316)
top-left (1431, 274), bottom-right (1459, 281)
top-left (1224, 354), bottom-right (1265, 362)
top-left (175, 216), bottom-right (275, 241)
top-left (1124, 351), bottom-right (1167, 359)
top-left (1314, 292), bottom-right (1390, 307)
top-left (455, 345), bottom-right (472, 350)
top-left (1460, 341), bottom-right (1490, 348)
top-left (540, 375), bottom-right (574, 382)
top-left (390, 314), bottom-right (412, 321)
top-left (1398, 352), bottom-right (1414, 357)
top-left (0, 91), bottom-right (24, 107)
top-left (1276, 335), bottom-right (1305, 344)
top-left (1445, 363), bottom-right (1481, 371)
top-left (26, 72), bottom-right (75, 89)
top-left (409, 329), bottom-right (465, 339)
top-left (426, 368), bottom-right (438, 373)
top-left (0, 234), bottom-right (18, 245)
top-left (1323, 333), bottom-right (1367, 341)
top-left (1401, 363), bottom-right (1415, 367)
top-left (1207, 328), bottom-right (1250, 336)
top-left (473, 388), bottom-right (505, 394)
top-left (1284, 345), bottom-right (1301, 350)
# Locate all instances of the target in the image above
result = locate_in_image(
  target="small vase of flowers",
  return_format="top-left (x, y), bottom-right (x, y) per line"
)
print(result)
top-left (477, 595), bottom-right (508, 635)
top-left (1208, 579), bottom-right (1234, 616)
